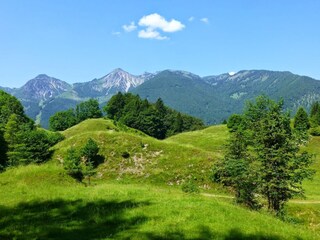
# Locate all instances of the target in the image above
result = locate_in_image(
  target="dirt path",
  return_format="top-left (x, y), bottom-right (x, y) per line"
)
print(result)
top-left (201, 193), bottom-right (320, 204)
top-left (201, 193), bottom-right (234, 199)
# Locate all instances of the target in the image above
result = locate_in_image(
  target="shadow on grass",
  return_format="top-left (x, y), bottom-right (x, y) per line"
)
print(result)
top-left (0, 199), bottom-right (149, 240)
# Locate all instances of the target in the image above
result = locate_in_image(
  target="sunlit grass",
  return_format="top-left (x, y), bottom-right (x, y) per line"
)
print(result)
top-left (0, 164), bottom-right (318, 239)
top-left (1, 119), bottom-right (320, 239)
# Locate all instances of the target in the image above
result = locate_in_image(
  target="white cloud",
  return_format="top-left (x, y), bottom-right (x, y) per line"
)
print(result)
top-left (188, 16), bottom-right (195, 22)
top-left (200, 18), bottom-right (209, 24)
top-left (122, 21), bottom-right (137, 32)
top-left (138, 13), bottom-right (185, 33)
top-left (138, 28), bottom-right (168, 40)
top-left (111, 31), bottom-right (121, 36)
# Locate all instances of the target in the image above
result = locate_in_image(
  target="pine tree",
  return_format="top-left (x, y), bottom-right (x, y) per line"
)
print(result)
top-left (4, 114), bottom-right (26, 166)
top-left (64, 148), bottom-right (83, 182)
top-left (293, 107), bottom-right (310, 131)
top-left (310, 101), bottom-right (320, 127)
top-left (213, 129), bottom-right (259, 208)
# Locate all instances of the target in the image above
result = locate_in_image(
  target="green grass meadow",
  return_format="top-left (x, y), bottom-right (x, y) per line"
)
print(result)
top-left (0, 119), bottom-right (319, 239)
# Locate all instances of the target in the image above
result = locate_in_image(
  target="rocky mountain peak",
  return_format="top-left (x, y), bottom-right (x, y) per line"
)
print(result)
top-left (18, 74), bottom-right (71, 100)
top-left (94, 68), bottom-right (146, 94)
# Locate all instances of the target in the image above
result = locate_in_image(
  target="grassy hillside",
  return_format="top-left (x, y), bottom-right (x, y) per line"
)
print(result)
top-left (0, 118), bottom-right (320, 239)
top-left (0, 164), bottom-right (318, 239)
top-left (53, 118), bottom-right (217, 188)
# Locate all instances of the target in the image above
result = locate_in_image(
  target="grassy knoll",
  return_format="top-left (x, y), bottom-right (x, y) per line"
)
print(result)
top-left (0, 164), bottom-right (318, 240)
top-left (53, 119), bottom-right (218, 188)
top-left (165, 124), bottom-right (229, 155)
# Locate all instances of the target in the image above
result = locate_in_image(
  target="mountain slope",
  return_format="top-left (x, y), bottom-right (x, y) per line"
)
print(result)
top-left (204, 70), bottom-right (320, 111)
top-left (131, 70), bottom-right (228, 124)
top-left (133, 70), bottom-right (320, 124)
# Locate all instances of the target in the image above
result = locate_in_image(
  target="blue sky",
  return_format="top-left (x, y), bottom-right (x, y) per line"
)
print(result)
top-left (0, 0), bottom-right (320, 87)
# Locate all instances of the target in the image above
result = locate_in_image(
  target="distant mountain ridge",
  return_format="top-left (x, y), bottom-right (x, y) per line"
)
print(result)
top-left (1, 68), bottom-right (320, 128)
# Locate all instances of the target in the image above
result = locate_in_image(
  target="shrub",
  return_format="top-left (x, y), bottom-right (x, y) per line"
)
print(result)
top-left (310, 127), bottom-right (320, 136)
top-left (181, 180), bottom-right (200, 194)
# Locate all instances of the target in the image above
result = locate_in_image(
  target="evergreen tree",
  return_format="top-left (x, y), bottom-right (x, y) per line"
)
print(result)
top-left (310, 101), bottom-right (320, 127)
top-left (103, 92), bottom-right (125, 120)
top-left (4, 114), bottom-right (26, 166)
top-left (173, 112), bottom-right (183, 133)
top-left (227, 114), bottom-right (244, 132)
top-left (0, 90), bottom-right (27, 129)
top-left (293, 107), bottom-right (310, 131)
top-left (64, 148), bottom-right (83, 182)
top-left (81, 138), bottom-right (99, 185)
top-left (213, 129), bottom-right (259, 208)
top-left (213, 96), bottom-right (314, 214)
top-left (21, 130), bottom-right (54, 164)
top-left (104, 93), bottom-right (205, 139)
top-left (155, 98), bottom-right (167, 118)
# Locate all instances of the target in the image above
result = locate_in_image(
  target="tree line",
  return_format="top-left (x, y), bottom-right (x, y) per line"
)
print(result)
top-left (104, 92), bottom-right (205, 139)
top-left (49, 99), bottom-right (103, 131)
top-left (49, 92), bottom-right (205, 139)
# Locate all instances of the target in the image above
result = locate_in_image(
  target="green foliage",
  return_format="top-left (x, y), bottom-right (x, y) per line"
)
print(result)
top-left (75, 99), bottom-right (102, 122)
top-left (0, 90), bottom-right (28, 130)
top-left (49, 99), bottom-right (102, 131)
top-left (47, 131), bottom-right (65, 145)
top-left (310, 101), bottom-right (320, 129)
top-left (104, 93), bottom-right (205, 139)
top-left (181, 180), bottom-right (200, 194)
top-left (103, 92), bottom-right (126, 120)
top-left (49, 109), bottom-right (77, 131)
top-left (0, 91), bottom-right (62, 168)
top-left (64, 147), bottom-right (83, 182)
top-left (213, 95), bottom-right (315, 214)
top-left (309, 127), bottom-right (320, 136)
top-left (226, 114), bottom-right (244, 132)
top-left (80, 138), bottom-right (99, 164)
top-left (213, 130), bottom-right (260, 209)
top-left (294, 107), bottom-right (310, 131)
top-left (64, 138), bottom-right (101, 184)
top-left (4, 114), bottom-right (27, 166)
top-left (0, 91), bottom-right (34, 166)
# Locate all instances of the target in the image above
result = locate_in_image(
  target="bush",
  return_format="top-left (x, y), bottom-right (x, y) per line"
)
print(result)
top-left (48, 132), bottom-right (65, 145)
top-left (181, 180), bottom-right (200, 194)
top-left (64, 148), bottom-right (83, 182)
top-left (227, 114), bottom-right (244, 132)
top-left (310, 127), bottom-right (320, 136)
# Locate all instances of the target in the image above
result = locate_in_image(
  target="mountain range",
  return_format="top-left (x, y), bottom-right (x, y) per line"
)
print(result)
top-left (1, 68), bottom-right (320, 128)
